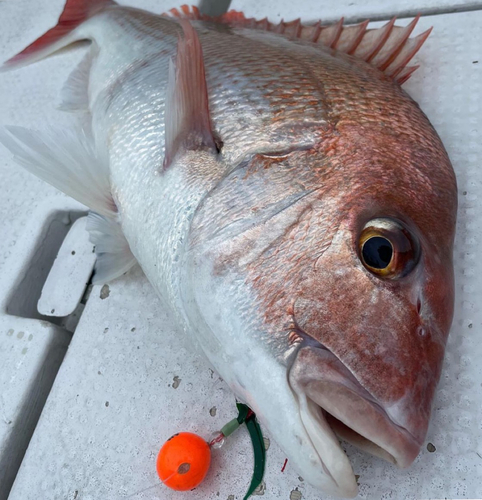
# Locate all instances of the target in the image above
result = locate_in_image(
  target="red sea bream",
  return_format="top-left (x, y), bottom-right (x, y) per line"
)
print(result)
top-left (0, 1), bottom-right (457, 497)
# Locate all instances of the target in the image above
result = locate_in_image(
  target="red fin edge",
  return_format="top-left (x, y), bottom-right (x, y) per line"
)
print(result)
top-left (165, 5), bottom-right (430, 85)
top-left (3, 0), bottom-right (115, 68)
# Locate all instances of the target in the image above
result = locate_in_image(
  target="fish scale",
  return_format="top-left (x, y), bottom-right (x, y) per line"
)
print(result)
top-left (0, 1), bottom-right (457, 497)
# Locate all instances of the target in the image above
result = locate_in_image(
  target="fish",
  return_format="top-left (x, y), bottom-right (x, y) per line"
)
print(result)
top-left (0, 1), bottom-right (457, 497)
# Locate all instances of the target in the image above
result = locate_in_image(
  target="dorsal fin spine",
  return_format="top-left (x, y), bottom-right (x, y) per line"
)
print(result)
top-left (346, 20), bottom-right (370, 54)
top-left (310, 21), bottom-right (322, 43)
top-left (364, 18), bottom-right (396, 62)
top-left (329, 18), bottom-right (345, 48)
top-left (377, 15), bottom-right (420, 71)
top-left (387, 28), bottom-right (432, 79)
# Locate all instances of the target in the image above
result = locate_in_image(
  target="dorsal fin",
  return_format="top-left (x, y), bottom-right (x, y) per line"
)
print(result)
top-left (165, 6), bottom-right (431, 84)
top-left (163, 19), bottom-right (217, 170)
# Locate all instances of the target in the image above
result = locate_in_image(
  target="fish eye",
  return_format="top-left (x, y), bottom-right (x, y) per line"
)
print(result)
top-left (362, 237), bottom-right (393, 269)
top-left (358, 218), bottom-right (420, 279)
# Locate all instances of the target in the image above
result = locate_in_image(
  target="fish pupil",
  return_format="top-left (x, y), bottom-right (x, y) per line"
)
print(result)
top-left (363, 237), bottom-right (393, 269)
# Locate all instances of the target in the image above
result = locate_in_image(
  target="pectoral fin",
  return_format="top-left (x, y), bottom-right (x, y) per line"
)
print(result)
top-left (87, 213), bottom-right (137, 284)
top-left (163, 19), bottom-right (218, 170)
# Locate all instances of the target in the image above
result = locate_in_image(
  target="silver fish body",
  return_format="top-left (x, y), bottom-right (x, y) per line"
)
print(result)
top-left (0, 2), bottom-right (457, 497)
top-left (89, 11), bottom-right (347, 492)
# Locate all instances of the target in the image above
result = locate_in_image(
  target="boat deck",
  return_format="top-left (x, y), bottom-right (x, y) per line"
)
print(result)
top-left (0, 1), bottom-right (481, 498)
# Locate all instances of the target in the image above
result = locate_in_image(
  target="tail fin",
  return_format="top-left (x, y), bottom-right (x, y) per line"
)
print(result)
top-left (2, 0), bottom-right (116, 70)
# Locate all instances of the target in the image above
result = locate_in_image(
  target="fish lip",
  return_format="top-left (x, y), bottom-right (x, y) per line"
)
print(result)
top-left (288, 328), bottom-right (422, 469)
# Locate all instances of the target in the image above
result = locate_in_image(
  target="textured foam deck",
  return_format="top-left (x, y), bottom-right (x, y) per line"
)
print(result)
top-left (0, 2), bottom-right (481, 499)
top-left (37, 217), bottom-right (96, 318)
top-left (0, 198), bottom-right (82, 500)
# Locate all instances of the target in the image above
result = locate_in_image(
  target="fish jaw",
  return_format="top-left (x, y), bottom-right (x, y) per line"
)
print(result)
top-left (289, 343), bottom-right (422, 471)
top-left (182, 247), bottom-right (358, 497)
top-left (197, 337), bottom-right (360, 497)
top-left (229, 350), bottom-right (359, 498)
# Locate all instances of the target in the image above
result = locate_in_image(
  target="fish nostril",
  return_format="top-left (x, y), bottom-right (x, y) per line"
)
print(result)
top-left (417, 325), bottom-right (427, 337)
top-left (416, 298), bottom-right (422, 314)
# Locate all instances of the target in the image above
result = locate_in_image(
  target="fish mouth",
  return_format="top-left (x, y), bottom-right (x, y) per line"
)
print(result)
top-left (288, 333), bottom-right (422, 493)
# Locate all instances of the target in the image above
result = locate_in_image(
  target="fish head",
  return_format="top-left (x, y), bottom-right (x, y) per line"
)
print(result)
top-left (286, 119), bottom-right (457, 491)
top-left (186, 93), bottom-right (456, 496)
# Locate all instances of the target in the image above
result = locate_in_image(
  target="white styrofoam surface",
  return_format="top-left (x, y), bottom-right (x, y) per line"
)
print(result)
top-left (0, 2), bottom-right (481, 500)
top-left (0, 199), bottom-right (83, 500)
top-left (0, 318), bottom-right (70, 500)
top-left (38, 217), bottom-right (95, 318)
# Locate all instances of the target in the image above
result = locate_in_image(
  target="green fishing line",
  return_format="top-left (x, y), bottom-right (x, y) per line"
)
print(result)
top-left (236, 403), bottom-right (266, 500)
